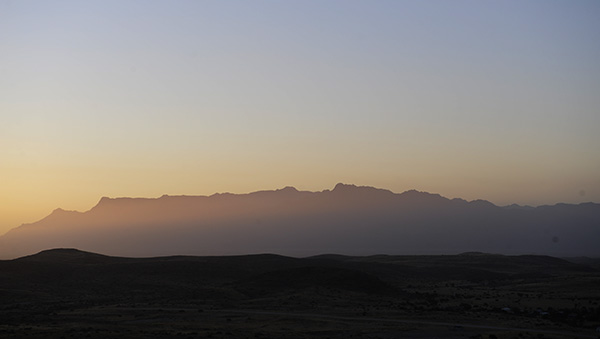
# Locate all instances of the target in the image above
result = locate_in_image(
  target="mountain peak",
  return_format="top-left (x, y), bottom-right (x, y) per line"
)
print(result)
top-left (401, 189), bottom-right (431, 195)
top-left (332, 183), bottom-right (388, 193)
top-left (333, 183), bottom-right (356, 191)
top-left (97, 196), bottom-right (113, 205)
top-left (468, 199), bottom-right (498, 208)
top-left (16, 248), bottom-right (114, 264)
top-left (89, 196), bottom-right (115, 211)
top-left (91, 196), bottom-right (159, 211)
top-left (37, 207), bottom-right (80, 223)
top-left (503, 203), bottom-right (534, 210)
top-left (279, 186), bottom-right (298, 193)
top-left (399, 189), bottom-right (444, 199)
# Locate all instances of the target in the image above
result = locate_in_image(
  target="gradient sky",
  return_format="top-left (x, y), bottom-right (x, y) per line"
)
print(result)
top-left (1, 0), bottom-right (599, 235)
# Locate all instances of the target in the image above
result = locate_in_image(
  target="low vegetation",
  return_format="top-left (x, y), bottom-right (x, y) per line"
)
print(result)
top-left (0, 249), bottom-right (598, 338)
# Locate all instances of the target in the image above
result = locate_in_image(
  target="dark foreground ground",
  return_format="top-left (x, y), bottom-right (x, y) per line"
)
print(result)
top-left (1, 249), bottom-right (599, 338)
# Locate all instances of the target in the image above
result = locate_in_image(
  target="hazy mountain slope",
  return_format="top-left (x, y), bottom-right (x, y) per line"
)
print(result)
top-left (1, 184), bottom-right (599, 259)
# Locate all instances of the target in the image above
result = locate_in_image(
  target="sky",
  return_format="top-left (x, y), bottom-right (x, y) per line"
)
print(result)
top-left (1, 0), bottom-right (599, 235)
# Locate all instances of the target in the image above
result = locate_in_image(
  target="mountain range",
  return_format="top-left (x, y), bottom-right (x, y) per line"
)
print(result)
top-left (1, 183), bottom-right (599, 259)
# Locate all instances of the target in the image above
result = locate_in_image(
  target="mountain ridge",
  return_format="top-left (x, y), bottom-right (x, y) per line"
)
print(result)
top-left (27, 184), bottom-right (599, 218)
top-left (76, 184), bottom-right (471, 214)
top-left (1, 183), bottom-right (599, 259)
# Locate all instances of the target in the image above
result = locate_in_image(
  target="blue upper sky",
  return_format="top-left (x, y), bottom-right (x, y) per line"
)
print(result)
top-left (0, 0), bottom-right (599, 232)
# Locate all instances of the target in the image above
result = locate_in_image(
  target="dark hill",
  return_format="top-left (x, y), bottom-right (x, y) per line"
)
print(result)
top-left (16, 248), bottom-right (122, 264)
top-left (1, 248), bottom-right (599, 339)
top-left (308, 252), bottom-right (595, 282)
top-left (236, 266), bottom-right (396, 296)
top-left (0, 248), bottom-right (597, 339)
top-left (1, 248), bottom-right (595, 305)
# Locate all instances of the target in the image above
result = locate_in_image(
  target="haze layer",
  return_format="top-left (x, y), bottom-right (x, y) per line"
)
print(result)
top-left (1, 184), bottom-right (598, 259)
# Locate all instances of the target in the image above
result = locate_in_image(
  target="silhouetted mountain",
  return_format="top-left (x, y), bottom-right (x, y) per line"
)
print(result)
top-left (16, 248), bottom-right (118, 264)
top-left (1, 183), bottom-right (599, 259)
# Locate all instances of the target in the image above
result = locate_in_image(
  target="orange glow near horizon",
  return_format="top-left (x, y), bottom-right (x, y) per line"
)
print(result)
top-left (1, 1), bottom-right (599, 235)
